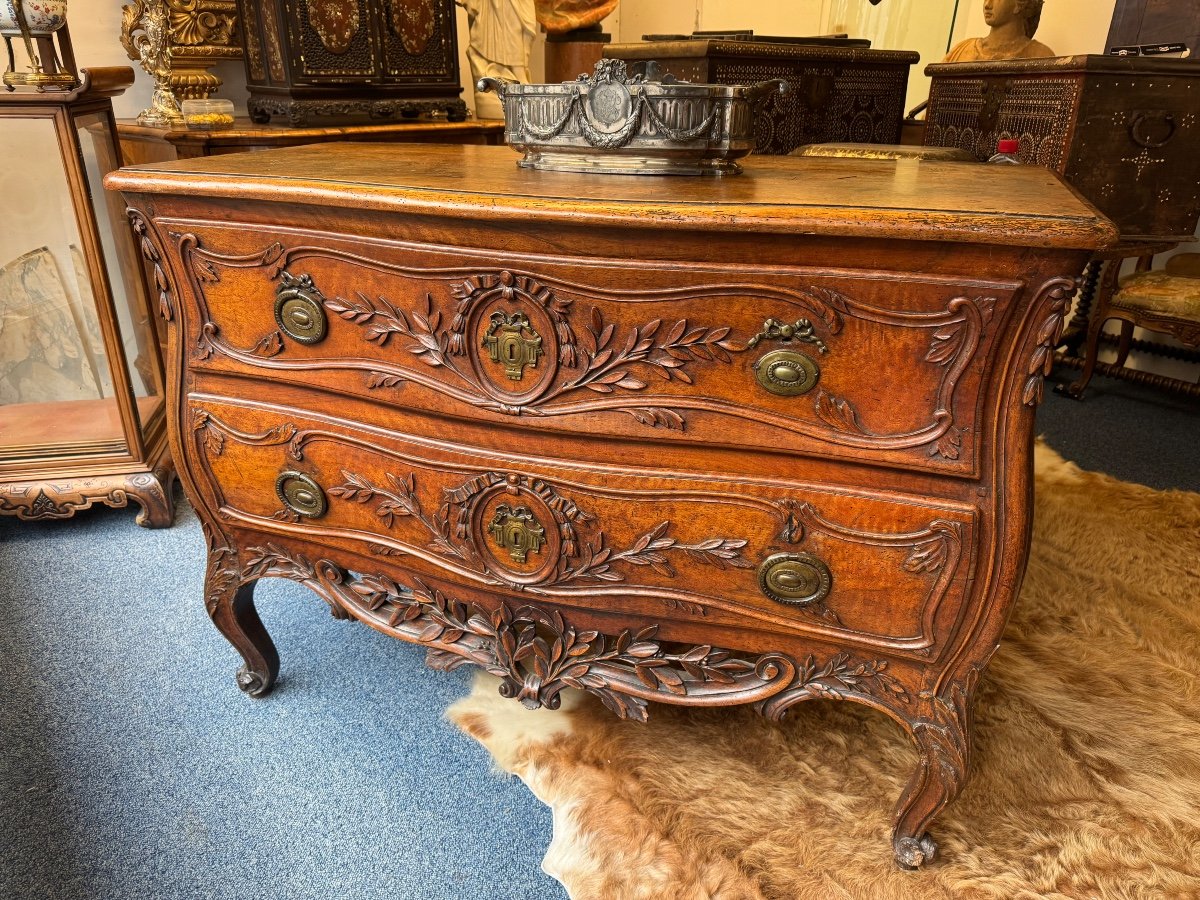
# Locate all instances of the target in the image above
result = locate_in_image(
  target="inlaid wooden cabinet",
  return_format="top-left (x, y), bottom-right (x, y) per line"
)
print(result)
top-left (109, 144), bottom-right (1114, 867)
top-left (237, 0), bottom-right (467, 124)
top-left (923, 55), bottom-right (1200, 240)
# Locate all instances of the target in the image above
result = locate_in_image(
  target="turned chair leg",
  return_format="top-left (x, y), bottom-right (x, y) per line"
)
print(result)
top-left (1060, 257), bottom-right (1125, 401)
top-left (1060, 310), bottom-right (1109, 401)
top-left (1114, 320), bottom-right (1135, 367)
top-left (204, 545), bottom-right (280, 697)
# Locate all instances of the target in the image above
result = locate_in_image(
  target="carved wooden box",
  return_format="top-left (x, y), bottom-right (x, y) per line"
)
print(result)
top-left (236, 0), bottom-right (466, 125)
top-left (923, 55), bottom-right (1200, 240)
top-left (109, 144), bottom-right (1113, 868)
top-left (605, 39), bottom-right (919, 155)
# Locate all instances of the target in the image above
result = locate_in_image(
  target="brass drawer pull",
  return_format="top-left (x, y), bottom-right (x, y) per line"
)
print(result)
top-left (747, 317), bottom-right (827, 397)
top-left (275, 272), bottom-right (328, 345)
top-left (754, 348), bottom-right (820, 396)
top-left (275, 471), bottom-right (327, 519)
top-left (758, 552), bottom-right (832, 606)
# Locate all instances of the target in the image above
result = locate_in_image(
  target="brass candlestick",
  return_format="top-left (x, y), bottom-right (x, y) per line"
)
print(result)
top-left (120, 0), bottom-right (184, 125)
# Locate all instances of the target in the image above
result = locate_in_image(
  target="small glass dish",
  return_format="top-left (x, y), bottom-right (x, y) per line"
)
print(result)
top-left (181, 99), bottom-right (235, 131)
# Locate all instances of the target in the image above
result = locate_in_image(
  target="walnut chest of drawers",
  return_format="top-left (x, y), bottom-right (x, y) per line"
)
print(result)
top-left (108, 145), bottom-right (1115, 868)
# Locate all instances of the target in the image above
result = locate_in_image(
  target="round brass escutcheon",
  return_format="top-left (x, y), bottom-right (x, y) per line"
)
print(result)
top-left (753, 348), bottom-right (820, 396)
top-left (274, 290), bottom-right (327, 345)
top-left (275, 471), bottom-right (327, 519)
top-left (757, 553), bottom-right (832, 607)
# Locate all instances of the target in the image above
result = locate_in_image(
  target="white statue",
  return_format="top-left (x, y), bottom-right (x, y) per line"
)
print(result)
top-left (457, 0), bottom-right (536, 118)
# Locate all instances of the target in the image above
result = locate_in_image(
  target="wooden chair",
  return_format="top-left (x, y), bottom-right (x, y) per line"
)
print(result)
top-left (1061, 252), bottom-right (1200, 400)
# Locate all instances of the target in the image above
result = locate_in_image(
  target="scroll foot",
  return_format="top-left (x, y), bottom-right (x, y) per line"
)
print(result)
top-left (893, 832), bottom-right (938, 870)
top-left (129, 465), bottom-right (177, 529)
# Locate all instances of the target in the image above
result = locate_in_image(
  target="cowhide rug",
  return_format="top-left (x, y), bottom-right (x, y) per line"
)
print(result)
top-left (448, 444), bottom-right (1200, 899)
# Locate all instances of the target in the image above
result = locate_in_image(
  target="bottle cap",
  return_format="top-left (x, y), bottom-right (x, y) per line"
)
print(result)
top-left (997, 139), bottom-right (1019, 154)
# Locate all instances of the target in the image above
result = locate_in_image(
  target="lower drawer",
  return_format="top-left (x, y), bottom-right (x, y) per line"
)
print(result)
top-left (188, 394), bottom-right (978, 659)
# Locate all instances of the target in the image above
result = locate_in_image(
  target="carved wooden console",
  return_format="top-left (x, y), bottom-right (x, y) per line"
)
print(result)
top-left (108, 145), bottom-right (1114, 867)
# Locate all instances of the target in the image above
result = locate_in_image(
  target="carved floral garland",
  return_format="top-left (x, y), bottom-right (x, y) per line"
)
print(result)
top-left (238, 543), bottom-right (909, 721)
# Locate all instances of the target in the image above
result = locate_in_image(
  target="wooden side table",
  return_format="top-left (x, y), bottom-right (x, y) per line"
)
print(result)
top-left (117, 117), bottom-right (506, 163)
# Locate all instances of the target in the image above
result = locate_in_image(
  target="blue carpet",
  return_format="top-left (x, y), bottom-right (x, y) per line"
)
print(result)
top-left (0, 500), bottom-right (565, 900)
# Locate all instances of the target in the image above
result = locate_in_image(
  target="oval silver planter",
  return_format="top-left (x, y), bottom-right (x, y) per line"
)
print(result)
top-left (480, 59), bottom-right (786, 176)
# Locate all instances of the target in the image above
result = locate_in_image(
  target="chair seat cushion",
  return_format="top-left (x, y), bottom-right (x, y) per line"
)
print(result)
top-left (1112, 272), bottom-right (1200, 322)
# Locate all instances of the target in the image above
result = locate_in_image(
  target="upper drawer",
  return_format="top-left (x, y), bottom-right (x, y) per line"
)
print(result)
top-left (165, 221), bottom-right (1026, 475)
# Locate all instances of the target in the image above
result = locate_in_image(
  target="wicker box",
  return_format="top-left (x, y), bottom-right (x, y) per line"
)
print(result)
top-left (923, 55), bottom-right (1200, 240)
top-left (605, 38), bottom-right (918, 155)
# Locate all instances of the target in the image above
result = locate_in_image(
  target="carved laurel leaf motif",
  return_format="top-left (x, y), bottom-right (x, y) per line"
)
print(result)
top-left (190, 408), bottom-right (302, 459)
top-left (326, 291), bottom-right (449, 365)
top-left (237, 545), bottom-right (836, 722)
top-left (328, 469), bottom-right (751, 590)
top-left (449, 271), bottom-right (579, 366)
top-left (335, 276), bottom-right (734, 428)
top-left (249, 331), bottom-right (284, 358)
top-left (621, 407), bottom-right (686, 431)
top-left (1023, 279), bottom-right (1076, 407)
top-left (330, 470), bottom-right (467, 563)
top-left (925, 297), bottom-right (996, 366)
top-left (905, 538), bottom-right (950, 574)
top-left (572, 309), bottom-right (737, 394)
top-left (127, 210), bottom-right (173, 322)
top-left (930, 426), bottom-right (964, 461)
top-left (202, 543), bottom-right (240, 616)
top-left (366, 371), bottom-right (406, 389)
top-left (192, 409), bottom-right (225, 457)
top-left (555, 522), bottom-right (752, 585)
top-left (757, 652), bottom-right (911, 720)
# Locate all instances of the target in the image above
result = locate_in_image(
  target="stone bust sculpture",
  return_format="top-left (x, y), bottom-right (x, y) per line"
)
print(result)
top-left (944, 0), bottom-right (1055, 62)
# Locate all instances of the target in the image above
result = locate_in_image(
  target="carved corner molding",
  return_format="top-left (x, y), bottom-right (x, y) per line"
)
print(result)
top-left (129, 210), bottom-right (175, 323)
top-left (1022, 277), bottom-right (1078, 407)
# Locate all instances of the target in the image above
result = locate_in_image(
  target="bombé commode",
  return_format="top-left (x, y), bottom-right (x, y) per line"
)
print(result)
top-left (109, 142), bottom-right (1114, 867)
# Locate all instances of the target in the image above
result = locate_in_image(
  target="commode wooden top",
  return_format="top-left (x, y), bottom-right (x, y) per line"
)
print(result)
top-left (108, 143), bottom-right (1116, 249)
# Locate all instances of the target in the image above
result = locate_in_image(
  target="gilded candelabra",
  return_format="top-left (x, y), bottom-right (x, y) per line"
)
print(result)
top-left (120, 0), bottom-right (184, 125)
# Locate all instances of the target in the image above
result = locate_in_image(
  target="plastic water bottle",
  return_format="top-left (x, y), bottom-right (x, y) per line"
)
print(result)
top-left (988, 139), bottom-right (1021, 164)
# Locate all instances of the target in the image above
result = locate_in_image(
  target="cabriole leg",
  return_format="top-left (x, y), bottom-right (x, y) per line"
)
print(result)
top-left (204, 544), bottom-right (279, 698)
top-left (891, 681), bottom-right (974, 869)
